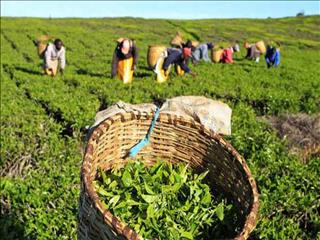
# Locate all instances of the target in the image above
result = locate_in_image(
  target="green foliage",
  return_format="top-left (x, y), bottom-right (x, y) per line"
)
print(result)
top-left (0, 15), bottom-right (319, 239)
top-left (94, 160), bottom-right (235, 240)
top-left (227, 103), bottom-right (320, 239)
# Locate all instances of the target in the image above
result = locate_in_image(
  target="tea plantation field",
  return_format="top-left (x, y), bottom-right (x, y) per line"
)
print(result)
top-left (1, 16), bottom-right (319, 239)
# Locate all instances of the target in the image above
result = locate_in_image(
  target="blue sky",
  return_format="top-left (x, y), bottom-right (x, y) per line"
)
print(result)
top-left (1, 1), bottom-right (319, 19)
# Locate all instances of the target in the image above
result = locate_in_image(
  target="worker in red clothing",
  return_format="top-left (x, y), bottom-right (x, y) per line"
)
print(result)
top-left (221, 43), bottom-right (240, 64)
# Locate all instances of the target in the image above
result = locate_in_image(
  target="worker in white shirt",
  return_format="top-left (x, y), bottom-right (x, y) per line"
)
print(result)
top-left (43, 39), bottom-right (66, 76)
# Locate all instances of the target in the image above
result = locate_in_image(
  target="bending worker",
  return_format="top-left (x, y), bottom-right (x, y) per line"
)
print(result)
top-left (191, 42), bottom-right (214, 64)
top-left (244, 42), bottom-right (261, 63)
top-left (43, 39), bottom-right (66, 76)
top-left (265, 44), bottom-right (280, 68)
top-left (163, 47), bottom-right (196, 77)
top-left (111, 38), bottom-right (139, 79)
top-left (221, 43), bottom-right (240, 64)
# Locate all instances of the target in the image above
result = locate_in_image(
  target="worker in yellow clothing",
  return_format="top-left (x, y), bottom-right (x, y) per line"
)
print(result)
top-left (111, 38), bottom-right (139, 83)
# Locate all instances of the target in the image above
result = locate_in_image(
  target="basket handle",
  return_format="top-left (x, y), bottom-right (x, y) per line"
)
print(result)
top-left (128, 107), bottom-right (160, 158)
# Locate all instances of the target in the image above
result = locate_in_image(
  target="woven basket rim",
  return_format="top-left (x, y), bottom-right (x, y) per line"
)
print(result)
top-left (148, 45), bottom-right (167, 48)
top-left (81, 111), bottom-right (259, 240)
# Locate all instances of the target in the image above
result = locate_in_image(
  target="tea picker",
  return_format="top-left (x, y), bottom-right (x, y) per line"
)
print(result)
top-left (191, 42), bottom-right (214, 64)
top-left (111, 38), bottom-right (139, 84)
top-left (243, 40), bottom-right (267, 63)
top-left (33, 36), bottom-right (66, 76)
top-left (265, 42), bottom-right (280, 68)
top-left (244, 42), bottom-right (261, 63)
top-left (220, 43), bottom-right (240, 64)
top-left (154, 46), bottom-right (197, 83)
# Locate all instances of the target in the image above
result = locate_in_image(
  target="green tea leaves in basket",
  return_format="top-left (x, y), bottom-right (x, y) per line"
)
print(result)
top-left (94, 160), bottom-right (234, 239)
top-left (141, 194), bottom-right (158, 203)
top-left (215, 202), bottom-right (225, 221)
top-left (121, 169), bottom-right (132, 187)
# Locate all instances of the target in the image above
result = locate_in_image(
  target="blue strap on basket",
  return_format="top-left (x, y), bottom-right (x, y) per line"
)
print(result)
top-left (128, 107), bottom-right (160, 158)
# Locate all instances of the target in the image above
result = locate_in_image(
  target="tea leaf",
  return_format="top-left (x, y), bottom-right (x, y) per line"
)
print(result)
top-left (141, 194), bottom-right (158, 203)
top-left (109, 195), bottom-right (120, 207)
top-left (216, 203), bottom-right (224, 221)
top-left (122, 169), bottom-right (132, 187)
top-left (181, 231), bottom-right (193, 240)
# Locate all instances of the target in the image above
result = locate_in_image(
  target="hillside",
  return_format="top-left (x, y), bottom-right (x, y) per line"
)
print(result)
top-left (1, 16), bottom-right (319, 239)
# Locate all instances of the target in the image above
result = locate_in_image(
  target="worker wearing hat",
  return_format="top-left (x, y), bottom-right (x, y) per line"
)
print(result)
top-left (162, 46), bottom-right (196, 77)
top-left (111, 38), bottom-right (139, 78)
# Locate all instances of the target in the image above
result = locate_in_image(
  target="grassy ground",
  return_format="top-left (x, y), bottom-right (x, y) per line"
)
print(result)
top-left (1, 15), bottom-right (319, 239)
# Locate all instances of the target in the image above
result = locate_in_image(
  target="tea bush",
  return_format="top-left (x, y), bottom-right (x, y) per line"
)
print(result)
top-left (1, 15), bottom-right (319, 239)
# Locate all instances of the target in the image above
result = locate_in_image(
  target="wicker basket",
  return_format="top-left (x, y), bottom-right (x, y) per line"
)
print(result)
top-left (255, 41), bottom-right (266, 54)
top-left (211, 48), bottom-right (224, 63)
top-left (37, 43), bottom-right (47, 58)
top-left (147, 45), bottom-right (167, 69)
top-left (78, 111), bottom-right (259, 240)
top-left (191, 40), bottom-right (200, 48)
top-left (170, 32), bottom-right (183, 47)
top-left (36, 35), bottom-right (52, 58)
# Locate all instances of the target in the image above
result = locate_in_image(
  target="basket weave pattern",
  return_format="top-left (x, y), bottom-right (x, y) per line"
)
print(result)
top-left (255, 41), bottom-right (266, 54)
top-left (211, 49), bottom-right (224, 63)
top-left (147, 45), bottom-right (166, 69)
top-left (78, 111), bottom-right (259, 240)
